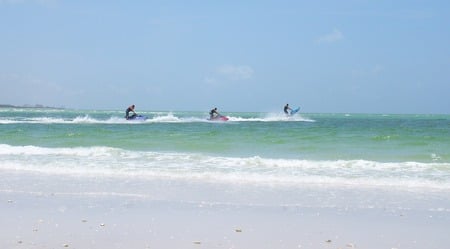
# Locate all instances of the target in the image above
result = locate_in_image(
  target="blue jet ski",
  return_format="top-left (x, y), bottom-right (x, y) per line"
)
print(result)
top-left (126, 114), bottom-right (147, 121)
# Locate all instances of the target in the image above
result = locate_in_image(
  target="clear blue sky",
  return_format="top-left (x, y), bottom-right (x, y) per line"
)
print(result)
top-left (1, 0), bottom-right (449, 113)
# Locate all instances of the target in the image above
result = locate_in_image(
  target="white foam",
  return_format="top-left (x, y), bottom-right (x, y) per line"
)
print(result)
top-left (0, 112), bottom-right (316, 124)
top-left (1, 144), bottom-right (449, 192)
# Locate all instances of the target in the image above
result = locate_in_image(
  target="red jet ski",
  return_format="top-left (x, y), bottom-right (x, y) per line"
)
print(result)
top-left (208, 115), bottom-right (229, 121)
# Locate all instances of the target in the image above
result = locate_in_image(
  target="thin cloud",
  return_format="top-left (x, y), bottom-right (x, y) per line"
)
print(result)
top-left (216, 65), bottom-right (254, 81)
top-left (203, 65), bottom-right (254, 86)
top-left (203, 76), bottom-right (218, 86)
top-left (372, 64), bottom-right (383, 75)
top-left (317, 29), bottom-right (344, 43)
top-left (351, 64), bottom-right (384, 78)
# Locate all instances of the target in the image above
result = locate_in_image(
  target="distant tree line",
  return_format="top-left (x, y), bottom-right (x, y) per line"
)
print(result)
top-left (0, 104), bottom-right (64, 109)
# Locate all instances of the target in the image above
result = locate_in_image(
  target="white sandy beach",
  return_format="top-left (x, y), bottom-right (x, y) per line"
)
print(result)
top-left (1, 171), bottom-right (450, 249)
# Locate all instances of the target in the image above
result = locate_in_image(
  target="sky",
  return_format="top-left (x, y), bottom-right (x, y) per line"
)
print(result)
top-left (1, 0), bottom-right (449, 114)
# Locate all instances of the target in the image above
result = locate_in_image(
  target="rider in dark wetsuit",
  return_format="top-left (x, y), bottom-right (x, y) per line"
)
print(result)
top-left (284, 104), bottom-right (292, 115)
top-left (209, 108), bottom-right (219, 119)
top-left (125, 105), bottom-right (136, 119)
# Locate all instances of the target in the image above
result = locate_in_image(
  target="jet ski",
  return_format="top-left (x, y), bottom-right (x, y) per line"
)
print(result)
top-left (208, 115), bottom-right (229, 121)
top-left (126, 114), bottom-right (147, 121)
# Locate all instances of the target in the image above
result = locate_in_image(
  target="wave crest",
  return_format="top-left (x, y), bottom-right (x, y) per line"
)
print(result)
top-left (1, 144), bottom-right (449, 191)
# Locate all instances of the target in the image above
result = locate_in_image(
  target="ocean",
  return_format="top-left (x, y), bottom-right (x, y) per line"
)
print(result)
top-left (1, 108), bottom-right (450, 210)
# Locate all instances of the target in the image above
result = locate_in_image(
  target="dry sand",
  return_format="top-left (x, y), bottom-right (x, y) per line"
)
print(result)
top-left (2, 191), bottom-right (449, 249)
top-left (1, 171), bottom-right (449, 249)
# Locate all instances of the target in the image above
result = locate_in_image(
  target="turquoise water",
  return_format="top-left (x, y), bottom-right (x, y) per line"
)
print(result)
top-left (1, 108), bottom-right (449, 191)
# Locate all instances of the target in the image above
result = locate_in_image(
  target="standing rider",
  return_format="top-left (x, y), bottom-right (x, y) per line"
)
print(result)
top-left (125, 104), bottom-right (136, 120)
top-left (209, 107), bottom-right (219, 119)
top-left (284, 104), bottom-right (292, 115)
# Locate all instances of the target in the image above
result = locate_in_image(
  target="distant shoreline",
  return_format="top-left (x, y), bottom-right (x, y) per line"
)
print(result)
top-left (0, 104), bottom-right (64, 109)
